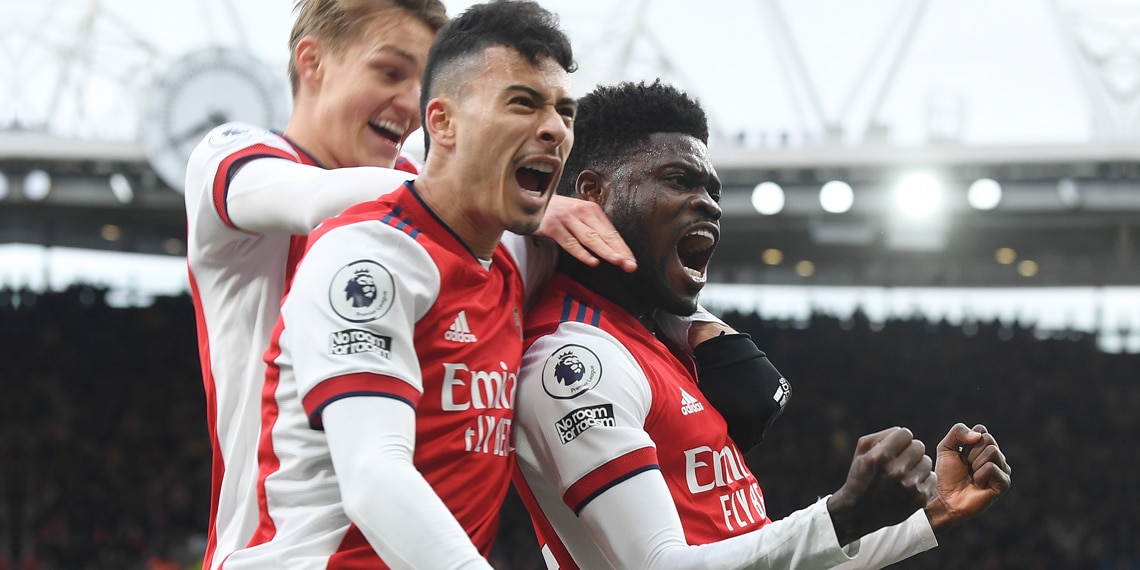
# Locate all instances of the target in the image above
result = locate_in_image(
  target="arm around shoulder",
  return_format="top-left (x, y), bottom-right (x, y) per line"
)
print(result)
top-left (227, 159), bottom-right (414, 234)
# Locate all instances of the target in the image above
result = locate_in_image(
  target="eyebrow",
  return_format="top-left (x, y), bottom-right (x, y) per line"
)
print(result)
top-left (663, 161), bottom-right (721, 192)
top-left (505, 85), bottom-right (577, 109)
top-left (373, 45), bottom-right (421, 65)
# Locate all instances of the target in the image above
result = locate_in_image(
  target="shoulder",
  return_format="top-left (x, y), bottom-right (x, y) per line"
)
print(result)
top-left (188, 122), bottom-right (296, 169)
top-left (521, 319), bottom-right (644, 405)
top-left (297, 213), bottom-right (440, 299)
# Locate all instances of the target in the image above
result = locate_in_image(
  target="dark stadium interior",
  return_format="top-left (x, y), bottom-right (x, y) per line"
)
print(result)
top-left (2, 286), bottom-right (1136, 569)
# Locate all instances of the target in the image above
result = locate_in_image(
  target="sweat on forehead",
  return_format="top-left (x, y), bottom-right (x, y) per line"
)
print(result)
top-left (557, 80), bottom-right (709, 196)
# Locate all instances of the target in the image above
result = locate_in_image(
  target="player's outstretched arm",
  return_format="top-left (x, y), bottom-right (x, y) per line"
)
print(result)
top-left (324, 397), bottom-right (494, 569)
top-left (579, 469), bottom-right (861, 570)
top-left (226, 159), bottom-right (413, 235)
top-left (536, 195), bottom-right (637, 272)
top-left (924, 423), bottom-right (1012, 531)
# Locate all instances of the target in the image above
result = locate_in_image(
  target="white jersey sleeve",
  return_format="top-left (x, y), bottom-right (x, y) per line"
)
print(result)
top-left (185, 121), bottom-right (413, 238)
top-left (278, 219), bottom-right (440, 421)
top-left (829, 510), bottom-right (936, 569)
top-left (581, 476), bottom-right (857, 570)
top-left (323, 397), bottom-right (493, 569)
top-left (516, 320), bottom-right (656, 497)
top-left (228, 158), bottom-right (414, 235)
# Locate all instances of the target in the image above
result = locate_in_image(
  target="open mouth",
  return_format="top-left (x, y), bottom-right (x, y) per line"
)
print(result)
top-left (515, 162), bottom-right (555, 196)
top-left (677, 227), bottom-right (717, 283)
top-left (368, 119), bottom-right (407, 145)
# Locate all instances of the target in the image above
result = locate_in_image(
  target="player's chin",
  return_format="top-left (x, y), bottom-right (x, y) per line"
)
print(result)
top-left (506, 215), bottom-right (543, 236)
top-left (506, 200), bottom-right (548, 235)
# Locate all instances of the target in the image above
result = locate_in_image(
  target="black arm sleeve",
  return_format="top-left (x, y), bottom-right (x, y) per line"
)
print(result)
top-left (693, 333), bottom-right (791, 452)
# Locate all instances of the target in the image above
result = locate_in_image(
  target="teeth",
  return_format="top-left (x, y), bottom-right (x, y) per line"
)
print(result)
top-left (370, 119), bottom-right (407, 137)
top-left (522, 162), bottom-right (554, 173)
top-left (679, 229), bottom-right (716, 253)
top-left (683, 267), bottom-right (707, 283)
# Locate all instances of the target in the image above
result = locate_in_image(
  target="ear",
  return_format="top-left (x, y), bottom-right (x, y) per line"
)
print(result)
top-left (423, 97), bottom-right (455, 150)
top-left (294, 36), bottom-right (324, 90)
top-left (575, 170), bottom-right (610, 206)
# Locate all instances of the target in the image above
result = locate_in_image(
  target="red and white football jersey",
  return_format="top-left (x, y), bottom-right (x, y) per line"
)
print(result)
top-left (224, 183), bottom-right (524, 568)
top-left (513, 273), bottom-right (771, 569)
top-left (185, 122), bottom-right (416, 570)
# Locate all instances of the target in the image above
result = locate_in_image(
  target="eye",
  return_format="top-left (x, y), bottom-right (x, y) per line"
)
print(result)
top-left (510, 96), bottom-right (537, 109)
top-left (557, 105), bottom-right (576, 120)
top-left (374, 65), bottom-right (406, 82)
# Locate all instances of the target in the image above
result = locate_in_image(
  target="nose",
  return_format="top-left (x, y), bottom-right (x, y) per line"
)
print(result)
top-left (692, 188), bottom-right (722, 220)
top-left (537, 107), bottom-right (571, 147)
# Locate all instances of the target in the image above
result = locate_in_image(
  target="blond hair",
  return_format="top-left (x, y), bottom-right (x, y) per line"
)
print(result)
top-left (288, 0), bottom-right (448, 95)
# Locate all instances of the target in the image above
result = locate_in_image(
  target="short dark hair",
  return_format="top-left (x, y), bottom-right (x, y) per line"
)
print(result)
top-left (420, 0), bottom-right (575, 146)
top-left (557, 80), bottom-right (709, 197)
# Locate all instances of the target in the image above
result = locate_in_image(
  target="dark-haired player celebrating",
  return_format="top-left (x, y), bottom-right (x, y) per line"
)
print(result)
top-left (512, 81), bottom-right (1012, 569)
top-left (184, 1), bottom-right (638, 567)
top-left (223, 2), bottom-right (586, 567)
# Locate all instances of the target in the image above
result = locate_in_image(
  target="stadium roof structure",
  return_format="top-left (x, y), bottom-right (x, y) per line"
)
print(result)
top-left (4, 0), bottom-right (1140, 290)
top-left (3, 133), bottom-right (1139, 289)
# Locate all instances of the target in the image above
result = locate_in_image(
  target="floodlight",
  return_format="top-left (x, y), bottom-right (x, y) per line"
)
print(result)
top-left (894, 172), bottom-right (942, 218)
top-left (24, 170), bottom-right (51, 201)
top-left (751, 182), bottom-right (784, 215)
top-left (819, 180), bottom-right (854, 214)
top-left (1057, 178), bottom-right (1080, 208)
top-left (967, 178), bottom-right (1001, 210)
top-left (995, 247), bottom-right (1016, 265)
top-left (101, 225), bottom-right (122, 242)
top-left (109, 173), bottom-right (134, 204)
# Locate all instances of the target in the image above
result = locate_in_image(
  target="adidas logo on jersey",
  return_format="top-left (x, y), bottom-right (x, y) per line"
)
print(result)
top-left (680, 388), bottom-right (705, 415)
top-left (445, 311), bottom-right (478, 343)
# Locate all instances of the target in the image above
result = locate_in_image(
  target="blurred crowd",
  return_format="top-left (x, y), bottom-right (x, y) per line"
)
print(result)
top-left (1, 287), bottom-right (1136, 569)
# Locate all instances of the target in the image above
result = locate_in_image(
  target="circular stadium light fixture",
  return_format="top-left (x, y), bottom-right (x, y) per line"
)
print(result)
top-left (751, 182), bottom-right (784, 215)
top-left (761, 248), bottom-right (783, 265)
top-left (995, 247), bottom-right (1017, 265)
top-left (1017, 259), bottom-right (1038, 277)
top-left (967, 178), bottom-right (1001, 210)
top-left (101, 224), bottom-right (122, 242)
top-left (819, 180), bottom-right (854, 213)
top-left (795, 260), bottom-right (815, 277)
top-left (109, 173), bottom-right (134, 204)
top-left (1057, 178), bottom-right (1081, 208)
top-left (894, 172), bottom-right (942, 219)
top-left (24, 169), bottom-right (51, 201)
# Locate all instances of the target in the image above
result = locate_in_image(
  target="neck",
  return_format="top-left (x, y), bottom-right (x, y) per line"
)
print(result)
top-left (559, 254), bottom-right (656, 331)
top-left (283, 118), bottom-right (337, 169)
top-left (414, 163), bottom-right (502, 260)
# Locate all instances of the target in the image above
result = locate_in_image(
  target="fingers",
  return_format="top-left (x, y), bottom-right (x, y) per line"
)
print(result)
top-left (538, 196), bottom-right (637, 272)
top-left (937, 422), bottom-right (983, 454)
top-left (973, 461), bottom-right (1013, 494)
top-left (892, 440), bottom-right (935, 503)
top-left (855, 426), bottom-right (913, 454)
top-left (865, 428), bottom-right (935, 505)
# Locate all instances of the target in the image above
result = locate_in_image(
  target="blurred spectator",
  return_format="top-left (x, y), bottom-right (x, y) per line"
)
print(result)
top-left (1, 289), bottom-right (1135, 568)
